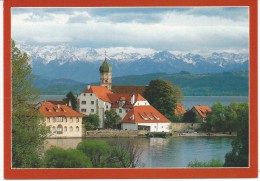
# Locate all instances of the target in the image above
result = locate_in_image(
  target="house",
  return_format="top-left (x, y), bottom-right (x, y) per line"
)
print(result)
top-left (191, 105), bottom-right (212, 122)
top-left (38, 101), bottom-right (86, 138)
top-left (77, 85), bottom-right (112, 128)
top-left (174, 102), bottom-right (186, 116)
top-left (120, 104), bottom-right (171, 132)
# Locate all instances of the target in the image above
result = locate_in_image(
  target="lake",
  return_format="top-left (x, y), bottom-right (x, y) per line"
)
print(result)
top-left (38, 95), bottom-right (248, 109)
top-left (46, 136), bottom-right (233, 168)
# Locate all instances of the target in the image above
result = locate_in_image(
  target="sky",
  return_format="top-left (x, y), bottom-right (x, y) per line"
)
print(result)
top-left (11, 7), bottom-right (249, 53)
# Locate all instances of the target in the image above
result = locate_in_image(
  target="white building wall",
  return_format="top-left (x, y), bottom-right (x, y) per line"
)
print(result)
top-left (121, 123), bottom-right (138, 130)
top-left (45, 117), bottom-right (83, 138)
top-left (115, 108), bottom-right (129, 119)
top-left (134, 101), bottom-right (150, 106)
top-left (78, 92), bottom-right (111, 128)
top-left (138, 123), bottom-right (171, 132)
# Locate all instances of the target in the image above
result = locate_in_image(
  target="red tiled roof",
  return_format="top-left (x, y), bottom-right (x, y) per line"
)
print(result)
top-left (107, 93), bottom-right (148, 108)
top-left (174, 102), bottom-right (186, 116)
top-left (112, 85), bottom-right (146, 95)
top-left (39, 102), bottom-right (86, 117)
top-left (193, 105), bottom-right (212, 118)
top-left (107, 93), bottom-right (133, 108)
top-left (83, 86), bottom-right (112, 102)
top-left (120, 105), bottom-right (171, 124)
top-left (135, 94), bottom-right (147, 101)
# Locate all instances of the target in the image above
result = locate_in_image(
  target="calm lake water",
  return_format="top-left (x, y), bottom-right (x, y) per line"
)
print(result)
top-left (46, 137), bottom-right (233, 168)
top-left (38, 95), bottom-right (248, 109)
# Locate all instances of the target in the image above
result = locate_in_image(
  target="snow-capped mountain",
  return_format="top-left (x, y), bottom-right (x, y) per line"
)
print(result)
top-left (17, 44), bottom-right (249, 83)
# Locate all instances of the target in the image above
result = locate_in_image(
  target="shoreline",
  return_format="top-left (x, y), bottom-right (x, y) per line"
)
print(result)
top-left (81, 130), bottom-right (237, 138)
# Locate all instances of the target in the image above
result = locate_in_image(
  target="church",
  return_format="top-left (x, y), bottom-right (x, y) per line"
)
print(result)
top-left (78, 56), bottom-right (171, 132)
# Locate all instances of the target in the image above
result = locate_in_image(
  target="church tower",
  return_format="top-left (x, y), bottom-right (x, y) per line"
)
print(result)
top-left (99, 53), bottom-right (112, 90)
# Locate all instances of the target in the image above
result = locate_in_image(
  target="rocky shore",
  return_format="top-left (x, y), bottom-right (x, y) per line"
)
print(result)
top-left (84, 129), bottom-right (236, 138)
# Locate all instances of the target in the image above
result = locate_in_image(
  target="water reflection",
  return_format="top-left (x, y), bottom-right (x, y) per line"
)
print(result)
top-left (45, 137), bottom-right (232, 168)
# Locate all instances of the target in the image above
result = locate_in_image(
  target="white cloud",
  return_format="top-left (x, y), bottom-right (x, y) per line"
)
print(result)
top-left (11, 7), bottom-right (249, 53)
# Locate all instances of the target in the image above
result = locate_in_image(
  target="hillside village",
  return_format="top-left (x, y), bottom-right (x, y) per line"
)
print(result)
top-left (37, 56), bottom-right (212, 138)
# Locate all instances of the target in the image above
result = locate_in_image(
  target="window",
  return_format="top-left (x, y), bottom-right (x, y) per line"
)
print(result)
top-left (91, 109), bottom-right (94, 113)
top-left (90, 94), bottom-right (92, 96)
top-left (70, 117), bottom-right (73, 123)
top-left (64, 117), bottom-right (67, 123)
top-left (106, 106), bottom-right (108, 109)
top-left (76, 118), bottom-right (79, 123)
top-left (47, 117), bottom-right (50, 123)
top-left (57, 117), bottom-right (63, 122)
top-left (76, 126), bottom-right (79, 132)
top-left (84, 93), bottom-right (86, 96)
top-left (82, 101), bottom-right (86, 104)
top-left (52, 126), bottom-right (56, 133)
top-left (57, 125), bottom-right (63, 134)
top-left (53, 118), bottom-right (56, 123)
top-left (91, 101), bottom-right (94, 105)
top-left (125, 109), bottom-right (128, 113)
top-left (70, 126), bottom-right (73, 132)
top-left (81, 109), bottom-right (86, 112)
top-left (64, 126), bottom-right (67, 132)
top-left (119, 109), bottom-right (122, 113)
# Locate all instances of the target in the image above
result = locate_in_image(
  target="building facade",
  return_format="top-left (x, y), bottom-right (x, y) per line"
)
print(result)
top-left (38, 101), bottom-right (86, 138)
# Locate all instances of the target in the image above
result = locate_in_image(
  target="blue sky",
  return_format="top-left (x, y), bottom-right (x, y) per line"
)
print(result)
top-left (12, 7), bottom-right (249, 53)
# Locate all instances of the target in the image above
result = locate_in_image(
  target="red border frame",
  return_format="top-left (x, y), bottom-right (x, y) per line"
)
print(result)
top-left (4, 0), bottom-right (258, 179)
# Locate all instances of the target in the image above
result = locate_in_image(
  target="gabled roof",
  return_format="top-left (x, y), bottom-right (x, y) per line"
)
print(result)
top-left (107, 94), bottom-right (133, 108)
top-left (83, 86), bottom-right (112, 102)
top-left (193, 105), bottom-right (212, 118)
top-left (135, 94), bottom-right (147, 101)
top-left (121, 105), bottom-right (171, 124)
top-left (39, 102), bottom-right (86, 117)
top-left (112, 85), bottom-right (146, 95)
top-left (107, 93), bottom-right (148, 108)
top-left (174, 102), bottom-right (186, 116)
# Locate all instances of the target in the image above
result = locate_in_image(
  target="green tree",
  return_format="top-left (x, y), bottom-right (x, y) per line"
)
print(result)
top-left (207, 103), bottom-right (226, 132)
top-left (143, 79), bottom-right (180, 116)
top-left (108, 138), bottom-right (144, 168)
top-left (104, 109), bottom-right (121, 129)
top-left (224, 103), bottom-right (248, 167)
top-left (63, 91), bottom-right (78, 110)
top-left (183, 110), bottom-right (197, 123)
top-left (207, 102), bottom-right (241, 133)
top-left (84, 114), bottom-right (100, 130)
top-left (11, 40), bottom-right (49, 168)
top-left (44, 147), bottom-right (92, 168)
top-left (76, 140), bottom-right (111, 167)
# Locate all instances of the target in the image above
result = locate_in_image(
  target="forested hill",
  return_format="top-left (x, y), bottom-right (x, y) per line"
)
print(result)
top-left (111, 71), bottom-right (248, 96)
top-left (34, 71), bottom-right (248, 96)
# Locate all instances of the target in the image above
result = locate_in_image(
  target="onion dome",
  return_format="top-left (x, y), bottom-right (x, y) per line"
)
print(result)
top-left (99, 58), bottom-right (112, 73)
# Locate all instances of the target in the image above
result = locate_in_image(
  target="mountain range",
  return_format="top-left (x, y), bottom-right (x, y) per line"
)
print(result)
top-left (18, 44), bottom-right (249, 83)
top-left (33, 71), bottom-right (248, 96)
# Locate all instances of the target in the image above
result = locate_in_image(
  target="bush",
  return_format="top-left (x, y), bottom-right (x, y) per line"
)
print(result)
top-left (187, 159), bottom-right (224, 167)
top-left (44, 147), bottom-right (92, 168)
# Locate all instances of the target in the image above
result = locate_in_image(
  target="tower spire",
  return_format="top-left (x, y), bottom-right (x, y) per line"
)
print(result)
top-left (99, 50), bottom-right (112, 90)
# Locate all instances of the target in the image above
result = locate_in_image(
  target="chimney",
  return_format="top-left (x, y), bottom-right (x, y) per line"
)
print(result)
top-left (57, 104), bottom-right (60, 109)
top-left (87, 84), bottom-right (90, 90)
top-left (131, 94), bottom-right (135, 104)
top-left (68, 100), bottom-right (72, 108)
